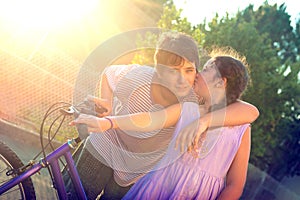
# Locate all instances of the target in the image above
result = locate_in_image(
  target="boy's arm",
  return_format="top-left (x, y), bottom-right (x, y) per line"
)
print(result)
top-left (91, 65), bottom-right (138, 117)
top-left (89, 73), bottom-right (113, 117)
top-left (110, 103), bottom-right (181, 131)
top-left (71, 103), bottom-right (182, 133)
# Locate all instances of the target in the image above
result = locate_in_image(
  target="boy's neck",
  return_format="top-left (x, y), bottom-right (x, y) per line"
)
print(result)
top-left (151, 83), bottom-right (178, 107)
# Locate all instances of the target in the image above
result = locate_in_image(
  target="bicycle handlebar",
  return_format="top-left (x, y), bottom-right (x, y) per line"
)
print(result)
top-left (60, 98), bottom-right (107, 139)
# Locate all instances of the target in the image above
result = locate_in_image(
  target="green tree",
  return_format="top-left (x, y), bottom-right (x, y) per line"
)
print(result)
top-left (157, 2), bottom-right (205, 49)
top-left (242, 2), bottom-right (298, 63)
top-left (239, 2), bottom-right (300, 180)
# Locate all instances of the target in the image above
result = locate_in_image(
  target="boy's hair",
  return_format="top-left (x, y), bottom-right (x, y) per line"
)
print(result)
top-left (154, 32), bottom-right (199, 68)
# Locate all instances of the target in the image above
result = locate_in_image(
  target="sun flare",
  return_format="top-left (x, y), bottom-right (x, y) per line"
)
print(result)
top-left (0, 0), bottom-right (98, 30)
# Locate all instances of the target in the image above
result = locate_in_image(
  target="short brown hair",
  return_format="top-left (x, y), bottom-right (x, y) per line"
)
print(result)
top-left (154, 32), bottom-right (199, 68)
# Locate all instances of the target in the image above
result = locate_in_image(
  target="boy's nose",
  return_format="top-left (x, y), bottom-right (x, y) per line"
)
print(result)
top-left (177, 72), bottom-right (186, 83)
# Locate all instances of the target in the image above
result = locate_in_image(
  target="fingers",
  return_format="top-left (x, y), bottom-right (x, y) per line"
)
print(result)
top-left (175, 133), bottom-right (186, 152)
top-left (96, 111), bottom-right (109, 118)
top-left (175, 119), bottom-right (207, 153)
top-left (192, 133), bottom-right (201, 151)
top-left (186, 131), bottom-right (196, 152)
top-left (175, 135), bottom-right (183, 152)
top-left (187, 145), bottom-right (193, 153)
top-left (70, 114), bottom-right (107, 133)
top-left (194, 131), bottom-right (207, 151)
top-left (87, 95), bottom-right (110, 116)
top-left (69, 114), bottom-right (92, 126)
top-left (175, 130), bottom-right (195, 153)
top-left (191, 121), bottom-right (208, 149)
top-left (193, 133), bottom-right (201, 148)
top-left (87, 95), bottom-right (108, 107)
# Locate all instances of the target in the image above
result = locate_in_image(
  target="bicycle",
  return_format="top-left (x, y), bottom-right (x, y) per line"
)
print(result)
top-left (0, 100), bottom-right (104, 199)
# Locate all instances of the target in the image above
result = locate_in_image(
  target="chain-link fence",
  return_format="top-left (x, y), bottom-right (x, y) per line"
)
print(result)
top-left (0, 28), bottom-right (161, 141)
top-left (0, 44), bottom-right (83, 139)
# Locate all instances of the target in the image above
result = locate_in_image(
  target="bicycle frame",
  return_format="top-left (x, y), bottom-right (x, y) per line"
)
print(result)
top-left (0, 138), bottom-right (87, 200)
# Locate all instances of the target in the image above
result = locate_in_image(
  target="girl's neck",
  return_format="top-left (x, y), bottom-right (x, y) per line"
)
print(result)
top-left (205, 88), bottom-right (226, 109)
top-left (205, 97), bottom-right (227, 112)
top-left (203, 101), bottom-right (211, 112)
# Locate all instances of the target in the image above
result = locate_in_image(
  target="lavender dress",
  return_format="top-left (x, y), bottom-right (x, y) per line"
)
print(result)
top-left (122, 102), bottom-right (249, 200)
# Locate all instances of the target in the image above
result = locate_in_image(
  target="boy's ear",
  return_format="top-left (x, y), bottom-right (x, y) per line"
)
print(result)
top-left (156, 69), bottom-right (162, 79)
top-left (215, 78), bottom-right (227, 88)
top-left (222, 77), bottom-right (227, 87)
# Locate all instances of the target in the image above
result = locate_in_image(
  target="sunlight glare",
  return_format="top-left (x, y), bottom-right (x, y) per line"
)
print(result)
top-left (0, 0), bottom-right (98, 30)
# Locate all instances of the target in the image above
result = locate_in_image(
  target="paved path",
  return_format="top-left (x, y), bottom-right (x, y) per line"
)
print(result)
top-left (0, 120), bottom-right (60, 199)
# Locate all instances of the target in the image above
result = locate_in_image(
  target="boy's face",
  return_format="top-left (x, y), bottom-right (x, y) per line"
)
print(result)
top-left (158, 59), bottom-right (196, 98)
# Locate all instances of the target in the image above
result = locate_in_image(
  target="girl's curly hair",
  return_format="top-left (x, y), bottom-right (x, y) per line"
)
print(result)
top-left (208, 46), bottom-right (251, 106)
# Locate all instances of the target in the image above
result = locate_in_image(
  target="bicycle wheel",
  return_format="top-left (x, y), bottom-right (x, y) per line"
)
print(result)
top-left (0, 140), bottom-right (36, 199)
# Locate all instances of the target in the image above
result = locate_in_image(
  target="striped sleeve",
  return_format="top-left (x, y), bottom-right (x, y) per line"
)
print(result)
top-left (104, 64), bottom-right (141, 92)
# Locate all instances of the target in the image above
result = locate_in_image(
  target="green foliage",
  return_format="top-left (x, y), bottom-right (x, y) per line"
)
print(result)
top-left (237, 3), bottom-right (300, 179)
top-left (157, 3), bottom-right (205, 47)
top-left (157, 4), bottom-right (192, 33)
top-left (243, 2), bottom-right (298, 63)
top-left (131, 32), bottom-right (158, 65)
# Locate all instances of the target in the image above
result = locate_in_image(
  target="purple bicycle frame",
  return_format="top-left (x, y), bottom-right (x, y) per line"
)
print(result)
top-left (0, 138), bottom-right (87, 200)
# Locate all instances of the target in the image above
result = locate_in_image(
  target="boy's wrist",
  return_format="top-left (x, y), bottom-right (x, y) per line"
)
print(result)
top-left (104, 117), bottom-right (113, 130)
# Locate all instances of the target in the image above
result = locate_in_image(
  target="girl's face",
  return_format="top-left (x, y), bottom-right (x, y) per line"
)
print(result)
top-left (193, 59), bottom-right (220, 101)
top-left (158, 59), bottom-right (196, 98)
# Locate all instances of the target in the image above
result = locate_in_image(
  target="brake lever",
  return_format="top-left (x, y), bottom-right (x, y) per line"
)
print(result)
top-left (60, 100), bottom-right (107, 139)
top-left (61, 105), bottom-right (90, 139)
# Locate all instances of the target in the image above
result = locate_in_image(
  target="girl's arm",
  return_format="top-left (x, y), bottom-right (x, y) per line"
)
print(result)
top-left (217, 126), bottom-right (251, 200)
top-left (201, 100), bottom-right (259, 127)
top-left (175, 100), bottom-right (258, 152)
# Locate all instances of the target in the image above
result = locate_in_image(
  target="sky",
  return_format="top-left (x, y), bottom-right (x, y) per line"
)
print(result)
top-left (173, 0), bottom-right (299, 27)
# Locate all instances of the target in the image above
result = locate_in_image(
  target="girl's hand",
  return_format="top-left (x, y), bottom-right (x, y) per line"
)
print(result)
top-left (70, 114), bottom-right (111, 133)
top-left (175, 117), bottom-right (209, 152)
top-left (87, 95), bottom-right (112, 117)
